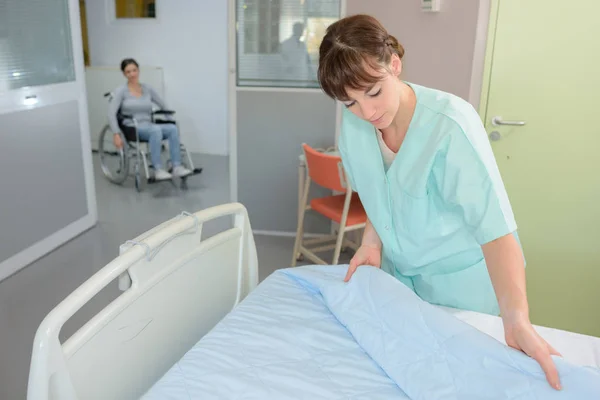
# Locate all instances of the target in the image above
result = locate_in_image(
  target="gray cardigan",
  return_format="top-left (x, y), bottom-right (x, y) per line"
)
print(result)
top-left (108, 83), bottom-right (167, 133)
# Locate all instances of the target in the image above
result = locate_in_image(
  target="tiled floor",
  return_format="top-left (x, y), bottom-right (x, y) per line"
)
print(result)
top-left (0, 153), bottom-right (349, 399)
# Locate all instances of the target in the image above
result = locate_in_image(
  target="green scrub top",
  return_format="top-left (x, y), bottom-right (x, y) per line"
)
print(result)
top-left (338, 82), bottom-right (522, 315)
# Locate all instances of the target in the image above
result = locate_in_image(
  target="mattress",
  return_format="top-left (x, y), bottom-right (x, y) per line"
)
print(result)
top-left (142, 266), bottom-right (600, 399)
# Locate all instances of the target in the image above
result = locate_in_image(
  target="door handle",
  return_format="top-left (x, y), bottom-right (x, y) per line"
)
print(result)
top-left (24, 95), bottom-right (38, 106)
top-left (492, 116), bottom-right (526, 126)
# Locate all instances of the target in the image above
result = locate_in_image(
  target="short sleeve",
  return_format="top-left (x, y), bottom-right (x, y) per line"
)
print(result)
top-left (433, 119), bottom-right (517, 245)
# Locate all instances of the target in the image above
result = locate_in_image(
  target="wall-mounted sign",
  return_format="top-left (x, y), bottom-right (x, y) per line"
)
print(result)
top-left (421, 0), bottom-right (441, 12)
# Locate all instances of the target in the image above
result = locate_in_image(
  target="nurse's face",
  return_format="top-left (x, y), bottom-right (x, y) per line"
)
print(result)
top-left (342, 55), bottom-right (403, 129)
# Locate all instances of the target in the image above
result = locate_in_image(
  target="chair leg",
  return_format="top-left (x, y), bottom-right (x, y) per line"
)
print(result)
top-left (332, 230), bottom-right (345, 265)
top-left (292, 176), bottom-right (311, 267)
top-left (292, 220), bottom-right (305, 267)
top-left (332, 191), bottom-right (353, 265)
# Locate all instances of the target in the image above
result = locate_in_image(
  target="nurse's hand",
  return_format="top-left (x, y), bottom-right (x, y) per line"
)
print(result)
top-left (504, 318), bottom-right (562, 390)
top-left (344, 244), bottom-right (381, 282)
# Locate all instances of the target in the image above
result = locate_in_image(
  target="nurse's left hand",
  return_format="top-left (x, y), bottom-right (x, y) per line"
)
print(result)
top-left (504, 319), bottom-right (562, 390)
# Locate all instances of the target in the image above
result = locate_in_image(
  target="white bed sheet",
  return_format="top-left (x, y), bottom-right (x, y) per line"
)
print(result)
top-left (441, 306), bottom-right (600, 369)
top-left (143, 267), bottom-right (600, 399)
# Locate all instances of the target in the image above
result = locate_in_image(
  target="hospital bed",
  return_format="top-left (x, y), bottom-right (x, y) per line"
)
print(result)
top-left (27, 203), bottom-right (600, 399)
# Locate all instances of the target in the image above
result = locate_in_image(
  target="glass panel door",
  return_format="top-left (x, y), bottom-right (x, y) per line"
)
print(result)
top-left (0, 0), bottom-right (96, 281)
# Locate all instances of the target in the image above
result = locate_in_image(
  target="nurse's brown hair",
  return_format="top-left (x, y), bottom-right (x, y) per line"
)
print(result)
top-left (318, 14), bottom-right (405, 101)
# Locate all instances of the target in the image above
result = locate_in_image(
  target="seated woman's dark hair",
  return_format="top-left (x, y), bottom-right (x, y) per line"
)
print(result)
top-left (120, 58), bottom-right (139, 72)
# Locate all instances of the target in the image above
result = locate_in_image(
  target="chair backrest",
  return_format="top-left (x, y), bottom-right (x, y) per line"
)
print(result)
top-left (302, 143), bottom-right (348, 192)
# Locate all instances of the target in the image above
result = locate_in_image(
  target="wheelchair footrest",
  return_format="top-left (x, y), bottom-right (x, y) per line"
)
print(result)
top-left (147, 176), bottom-right (171, 184)
top-left (178, 168), bottom-right (203, 179)
top-left (144, 168), bottom-right (202, 185)
top-left (180, 168), bottom-right (203, 179)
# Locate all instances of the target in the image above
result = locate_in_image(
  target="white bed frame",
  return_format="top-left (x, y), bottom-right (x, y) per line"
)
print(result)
top-left (27, 203), bottom-right (259, 400)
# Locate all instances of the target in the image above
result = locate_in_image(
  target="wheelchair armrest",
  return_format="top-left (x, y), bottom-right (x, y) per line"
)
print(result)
top-left (153, 110), bottom-right (176, 115)
top-left (120, 113), bottom-right (133, 119)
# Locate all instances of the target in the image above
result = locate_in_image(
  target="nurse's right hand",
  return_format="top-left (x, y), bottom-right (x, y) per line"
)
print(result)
top-left (344, 244), bottom-right (381, 282)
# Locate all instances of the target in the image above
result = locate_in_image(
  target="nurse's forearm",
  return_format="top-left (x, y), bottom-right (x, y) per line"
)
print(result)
top-left (481, 233), bottom-right (529, 322)
top-left (482, 233), bottom-right (562, 390)
top-left (361, 218), bottom-right (382, 249)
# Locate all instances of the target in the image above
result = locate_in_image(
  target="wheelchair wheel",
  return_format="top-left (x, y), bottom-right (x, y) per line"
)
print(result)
top-left (134, 173), bottom-right (141, 192)
top-left (180, 176), bottom-right (188, 190)
top-left (98, 127), bottom-right (129, 184)
top-left (133, 161), bottom-right (144, 192)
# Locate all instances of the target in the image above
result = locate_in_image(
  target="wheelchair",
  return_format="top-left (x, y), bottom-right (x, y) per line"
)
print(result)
top-left (98, 92), bottom-right (202, 192)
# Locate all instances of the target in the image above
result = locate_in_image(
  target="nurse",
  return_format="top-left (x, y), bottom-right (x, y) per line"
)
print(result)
top-left (318, 14), bottom-right (561, 390)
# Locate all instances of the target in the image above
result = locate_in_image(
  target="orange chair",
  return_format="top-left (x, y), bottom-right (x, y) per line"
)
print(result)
top-left (292, 143), bottom-right (367, 266)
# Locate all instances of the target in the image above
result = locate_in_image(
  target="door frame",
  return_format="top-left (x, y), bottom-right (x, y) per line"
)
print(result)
top-left (227, 0), bottom-right (238, 202)
top-left (469, 0), bottom-right (493, 114)
top-left (227, 0), bottom-right (346, 204)
top-left (477, 0), bottom-right (500, 122)
top-left (0, 0), bottom-right (97, 282)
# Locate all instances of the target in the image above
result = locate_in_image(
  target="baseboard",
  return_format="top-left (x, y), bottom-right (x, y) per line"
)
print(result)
top-left (0, 213), bottom-right (97, 283)
top-left (252, 230), bottom-right (327, 238)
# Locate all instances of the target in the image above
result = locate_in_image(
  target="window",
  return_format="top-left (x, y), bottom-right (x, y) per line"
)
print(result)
top-left (115, 0), bottom-right (156, 19)
top-left (0, 0), bottom-right (75, 93)
top-left (236, 0), bottom-right (341, 88)
top-left (243, 0), bottom-right (281, 54)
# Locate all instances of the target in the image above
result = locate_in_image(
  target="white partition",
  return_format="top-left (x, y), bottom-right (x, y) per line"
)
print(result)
top-left (0, 0), bottom-right (97, 282)
top-left (85, 66), bottom-right (164, 150)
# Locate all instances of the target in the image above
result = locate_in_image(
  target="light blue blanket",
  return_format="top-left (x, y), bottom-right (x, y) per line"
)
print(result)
top-left (284, 266), bottom-right (600, 399)
top-left (144, 266), bottom-right (600, 399)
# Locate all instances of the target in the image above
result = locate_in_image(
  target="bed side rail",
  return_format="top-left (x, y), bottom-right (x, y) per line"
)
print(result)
top-left (27, 203), bottom-right (258, 400)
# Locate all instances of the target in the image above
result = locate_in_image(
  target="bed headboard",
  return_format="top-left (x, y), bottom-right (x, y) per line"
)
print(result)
top-left (27, 203), bottom-right (259, 400)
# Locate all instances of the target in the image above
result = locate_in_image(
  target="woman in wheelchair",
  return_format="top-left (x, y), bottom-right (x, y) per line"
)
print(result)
top-left (108, 58), bottom-right (192, 180)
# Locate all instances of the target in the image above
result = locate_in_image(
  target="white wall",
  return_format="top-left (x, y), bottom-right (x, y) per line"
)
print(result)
top-left (85, 0), bottom-right (228, 155)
